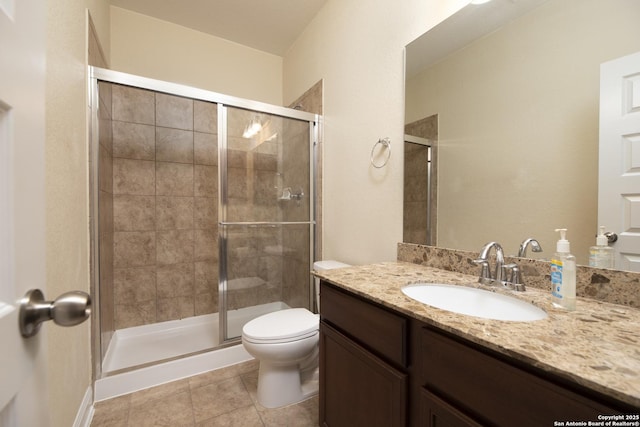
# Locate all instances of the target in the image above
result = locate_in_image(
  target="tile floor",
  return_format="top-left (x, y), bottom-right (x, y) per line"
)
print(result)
top-left (90, 360), bottom-right (319, 427)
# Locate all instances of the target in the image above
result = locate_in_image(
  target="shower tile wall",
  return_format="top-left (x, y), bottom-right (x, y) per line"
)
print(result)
top-left (110, 84), bottom-right (218, 329)
top-left (281, 118), bottom-right (311, 309)
top-left (98, 83), bottom-right (315, 342)
top-left (98, 82), bottom-right (114, 359)
top-left (223, 109), bottom-right (311, 312)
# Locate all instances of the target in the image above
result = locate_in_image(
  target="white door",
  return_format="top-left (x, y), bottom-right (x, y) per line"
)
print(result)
top-left (0, 0), bottom-right (50, 426)
top-left (599, 51), bottom-right (640, 272)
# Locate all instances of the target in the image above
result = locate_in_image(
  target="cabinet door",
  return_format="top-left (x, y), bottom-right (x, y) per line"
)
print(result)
top-left (320, 322), bottom-right (407, 427)
top-left (420, 388), bottom-right (483, 427)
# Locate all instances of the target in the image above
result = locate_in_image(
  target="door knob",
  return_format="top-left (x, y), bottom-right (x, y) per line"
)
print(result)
top-left (19, 289), bottom-right (91, 338)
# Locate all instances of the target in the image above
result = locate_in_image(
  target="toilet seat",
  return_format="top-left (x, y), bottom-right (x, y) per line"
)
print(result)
top-left (242, 308), bottom-right (319, 344)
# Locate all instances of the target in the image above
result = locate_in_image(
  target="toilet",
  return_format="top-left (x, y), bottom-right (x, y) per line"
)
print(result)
top-left (241, 260), bottom-right (350, 408)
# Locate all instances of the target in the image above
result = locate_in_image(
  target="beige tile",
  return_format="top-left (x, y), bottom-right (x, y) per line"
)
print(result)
top-left (191, 377), bottom-right (253, 423)
top-left (195, 292), bottom-right (217, 315)
top-left (112, 121), bottom-right (155, 160)
top-left (194, 100), bottom-right (217, 134)
top-left (112, 84), bottom-right (155, 125)
top-left (194, 261), bottom-right (217, 294)
top-left (195, 404), bottom-right (263, 427)
top-left (228, 166), bottom-right (249, 197)
top-left (157, 296), bottom-right (194, 321)
top-left (156, 127), bottom-right (194, 163)
top-left (115, 300), bottom-right (156, 329)
top-left (99, 190), bottom-right (114, 236)
top-left (113, 158), bottom-right (155, 196)
top-left (91, 395), bottom-right (130, 427)
top-left (127, 389), bottom-right (194, 427)
top-left (227, 149), bottom-right (247, 169)
top-left (253, 153), bottom-right (277, 172)
top-left (156, 162), bottom-right (194, 197)
top-left (194, 132), bottom-right (217, 166)
top-left (157, 196), bottom-right (194, 230)
top-left (188, 361), bottom-right (259, 390)
top-left (157, 262), bottom-right (194, 298)
top-left (99, 141), bottom-right (113, 192)
top-left (113, 195), bottom-right (155, 231)
top-left (114, 266), bottom-right (156, 305)
top-left (157, 229), bottom-right (194, 265)
top-left (194, 229), bottom-right (217, 261)
top-left (253, 170), bottom-right (276, 205)
top-left (194, 165), bottom-right (217, 197)
top-left (113, 231), bottom-right (156, 268)
top-left (258, 395), bottom-right (319, 427)
top-left (156, 93), bottom-right (193, 131)
top-left (194, 197), bottom-right (216, 229)
top-left (130, 378), bottom-right (191, 407)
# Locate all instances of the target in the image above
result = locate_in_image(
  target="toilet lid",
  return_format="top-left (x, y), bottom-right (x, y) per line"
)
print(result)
top-left (242, 308), bottom-right (319, 342)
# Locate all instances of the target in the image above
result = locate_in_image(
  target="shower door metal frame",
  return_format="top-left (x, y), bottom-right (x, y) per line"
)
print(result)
top-left (217, 104), bottom-right (318, 344)
top-left (88, 66), bottom-right (318, 378)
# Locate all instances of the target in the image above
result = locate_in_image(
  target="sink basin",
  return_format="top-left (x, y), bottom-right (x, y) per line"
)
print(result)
top-left (401, 283), bottom-right (547, 321)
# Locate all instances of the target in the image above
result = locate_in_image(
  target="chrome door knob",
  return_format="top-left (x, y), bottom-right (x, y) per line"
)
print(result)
top-left (19, 289), bottom-right (91, 338)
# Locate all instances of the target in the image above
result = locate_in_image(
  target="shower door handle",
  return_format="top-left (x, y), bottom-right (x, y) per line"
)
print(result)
top-left (19, 289), bottom-right (91, 338)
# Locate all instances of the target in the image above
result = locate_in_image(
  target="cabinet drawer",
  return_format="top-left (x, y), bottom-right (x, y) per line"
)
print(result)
top-left (320, 281), bottom-right (407, 367)
top-left (420, 327), bottom-right (623, 427)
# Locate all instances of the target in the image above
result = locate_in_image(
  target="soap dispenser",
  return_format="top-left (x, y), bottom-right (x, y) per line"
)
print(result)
top-left (551, 228), bottom-right (576, 311)
top-left (589, 226), bottom-right (615, 269)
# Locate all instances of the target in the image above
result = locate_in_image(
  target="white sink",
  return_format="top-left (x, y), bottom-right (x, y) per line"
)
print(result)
top-left (401, 283), bottom-right (547, 322)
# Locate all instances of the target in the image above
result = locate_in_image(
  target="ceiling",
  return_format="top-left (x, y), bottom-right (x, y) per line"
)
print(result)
top-left (109, 0), bottom-right (327, 56)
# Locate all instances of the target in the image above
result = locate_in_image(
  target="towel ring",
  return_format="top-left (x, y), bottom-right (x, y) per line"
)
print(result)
top-left (370, 138), bottom-right (391, 168)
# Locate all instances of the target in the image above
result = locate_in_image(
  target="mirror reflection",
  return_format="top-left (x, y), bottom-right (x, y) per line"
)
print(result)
top-left (404, 0), bottom-right (640, 267)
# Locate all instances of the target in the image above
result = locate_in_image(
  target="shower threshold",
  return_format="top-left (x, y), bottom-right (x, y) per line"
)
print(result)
top-left (102, 301), bottom-right (289, 374)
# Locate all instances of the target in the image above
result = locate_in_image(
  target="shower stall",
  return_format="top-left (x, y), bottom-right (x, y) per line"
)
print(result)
top-left (89, 68), bottom-right (318, 385)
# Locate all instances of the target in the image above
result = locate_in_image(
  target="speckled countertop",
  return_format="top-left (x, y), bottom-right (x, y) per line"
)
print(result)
top-left (314, 261), bottom-right (640, 409)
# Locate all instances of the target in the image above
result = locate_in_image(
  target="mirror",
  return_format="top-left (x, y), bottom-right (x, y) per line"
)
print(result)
top-left (404, 0), bottom-right (640, 266)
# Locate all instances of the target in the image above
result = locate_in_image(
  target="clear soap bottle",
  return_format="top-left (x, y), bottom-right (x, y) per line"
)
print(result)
top-left (589, 226), bottom-right (614, 269)
top-left (551, 228), bottom-right (576, 311)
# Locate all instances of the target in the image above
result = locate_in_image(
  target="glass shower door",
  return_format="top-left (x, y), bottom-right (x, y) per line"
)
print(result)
top-left (219, 106), bottom-right (315, 341)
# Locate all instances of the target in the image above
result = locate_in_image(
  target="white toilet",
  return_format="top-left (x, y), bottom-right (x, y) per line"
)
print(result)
top-left (241, 260), bottom-right (350, 408)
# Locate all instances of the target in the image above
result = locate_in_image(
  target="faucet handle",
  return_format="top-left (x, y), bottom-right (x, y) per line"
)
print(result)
top-left (501, 263), bottom-right (526, 291)
top-left (473, 258), bottom-right (492, 284)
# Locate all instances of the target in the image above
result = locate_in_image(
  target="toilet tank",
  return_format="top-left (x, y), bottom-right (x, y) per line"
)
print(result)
top-left (313, 260), bottom-right (350, 312)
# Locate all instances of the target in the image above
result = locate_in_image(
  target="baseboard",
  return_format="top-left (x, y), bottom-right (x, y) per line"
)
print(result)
top-left (72, 387), bottom-right (94, 427)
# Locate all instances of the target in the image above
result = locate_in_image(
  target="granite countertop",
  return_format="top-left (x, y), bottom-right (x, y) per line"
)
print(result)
top-left (314, 261), bottom-right (640, 408)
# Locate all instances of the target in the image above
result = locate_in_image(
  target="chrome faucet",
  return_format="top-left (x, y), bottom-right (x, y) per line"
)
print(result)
top-left (518, 238), bottom-right (543, 257)
top-left (474, 241), bottom-right (526, 291)
top-left (475, 242), bottom-right (506, 284)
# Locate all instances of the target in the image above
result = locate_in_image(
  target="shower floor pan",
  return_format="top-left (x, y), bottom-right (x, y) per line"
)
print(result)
top-left (102, 301), bottom-right (289, 373)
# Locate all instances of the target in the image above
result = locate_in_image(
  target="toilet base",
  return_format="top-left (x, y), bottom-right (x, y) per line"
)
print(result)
top-left (256, 362), bottom-right (319, 408)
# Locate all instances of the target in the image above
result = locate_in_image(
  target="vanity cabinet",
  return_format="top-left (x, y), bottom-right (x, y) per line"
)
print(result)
top-left (419, 327), bottom-right (625, 426)
top-left (319, 282), bottom-right (408, 427)
top-left (319, 281), bottom-right (637, 427)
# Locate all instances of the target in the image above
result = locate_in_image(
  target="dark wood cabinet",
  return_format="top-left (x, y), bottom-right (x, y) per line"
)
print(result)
top-left (320, 323), bottom-right (407, 427)
top-left (319, 281), bottom-right (637, 426)
top-left (420, 388), bottom-right (482, 427)
top-left (419, 327), bottom-right (628, 427)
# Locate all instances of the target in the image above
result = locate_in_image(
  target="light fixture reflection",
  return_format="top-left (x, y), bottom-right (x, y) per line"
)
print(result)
top-left (242, 116), bottom-right (262, 138)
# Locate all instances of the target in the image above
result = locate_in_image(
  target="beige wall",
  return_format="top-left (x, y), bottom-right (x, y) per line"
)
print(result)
top-left (406, 0), bottom-right (640, 263)
top-left (110, 7), bottom-right (283, 105)
top-left (46, 1), bottom-right (110, 425)
top-left (282, 0), bottom-right (469, 265)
